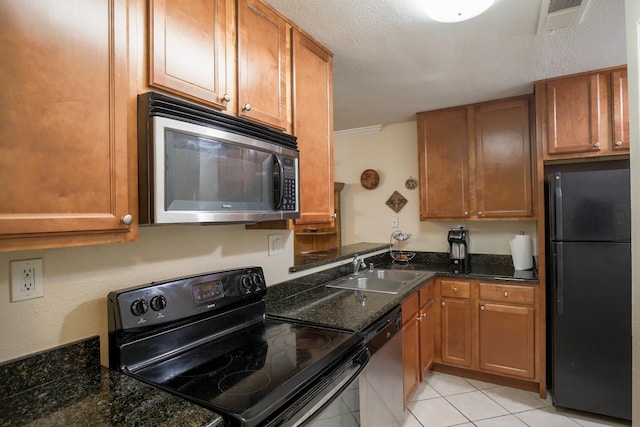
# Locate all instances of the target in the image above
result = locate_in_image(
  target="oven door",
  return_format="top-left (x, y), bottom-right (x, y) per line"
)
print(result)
top-left (263, 346), bottom-right (368, 427)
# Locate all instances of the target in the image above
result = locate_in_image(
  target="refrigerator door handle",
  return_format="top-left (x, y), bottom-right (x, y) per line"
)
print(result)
top-left (556, 244), bottom-right (564, 315)
top-left (553, 174), bottom-right (563, 240)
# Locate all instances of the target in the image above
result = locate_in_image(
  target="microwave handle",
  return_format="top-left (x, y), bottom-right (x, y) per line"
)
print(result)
top-left (273, 154), bottom-right (285, 210)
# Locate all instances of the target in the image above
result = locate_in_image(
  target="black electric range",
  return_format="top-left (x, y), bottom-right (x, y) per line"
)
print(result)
top-left (108, 267), bottom-right (367, 427)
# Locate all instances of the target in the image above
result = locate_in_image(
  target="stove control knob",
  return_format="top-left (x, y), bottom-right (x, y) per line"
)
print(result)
top-left (241, 275), bottom-right (253, 294)
top-left (130, 298), bottom-right (148, 316)
top-left (150, 295), bottom-right (167, 311)
top-left (251, 273), bottom-right (264, 289)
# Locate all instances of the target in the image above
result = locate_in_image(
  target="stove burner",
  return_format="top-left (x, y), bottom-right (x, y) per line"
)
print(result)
top-left (218, 370), bottom-right (271, 395)
top-left (284, 330), bottom-right (332, 351)
top-left (176, 351), bottom-right (233, 378)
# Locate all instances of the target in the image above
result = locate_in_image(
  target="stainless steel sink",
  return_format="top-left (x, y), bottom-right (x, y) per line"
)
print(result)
top-left (325, 269), bottom-right (428, 294)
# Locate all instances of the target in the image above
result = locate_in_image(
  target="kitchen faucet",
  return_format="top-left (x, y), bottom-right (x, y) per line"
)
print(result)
top-left (352, 254), bottom-right (367, 274)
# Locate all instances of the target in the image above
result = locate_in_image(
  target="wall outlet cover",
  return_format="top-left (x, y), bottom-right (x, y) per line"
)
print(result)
top-left (10, 258), bottom-right (44, 302)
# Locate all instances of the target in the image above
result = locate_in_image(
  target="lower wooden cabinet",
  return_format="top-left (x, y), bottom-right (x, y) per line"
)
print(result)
top-left (402, 292), bottom-right (421, 407)
top-left (434, 278), bottom-right (539, 387)
top-left (403, 281), bottom-right (436, 404)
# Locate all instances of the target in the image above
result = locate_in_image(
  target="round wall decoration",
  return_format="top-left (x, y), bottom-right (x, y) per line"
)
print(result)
top-left (405, 177), bottom-right (418, 190)
top-left (360, 169), bottom-right (380, 190)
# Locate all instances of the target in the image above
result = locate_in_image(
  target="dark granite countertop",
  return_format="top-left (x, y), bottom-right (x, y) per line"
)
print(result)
top-left (290, 242), bottom-right (388, 272)
top-left (268, 251), bottom-right (538, 333)
top-left (0, 337), bottom-right (222, 427)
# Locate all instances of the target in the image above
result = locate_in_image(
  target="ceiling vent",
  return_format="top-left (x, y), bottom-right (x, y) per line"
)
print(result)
top-left (537, 0), bottom-right (590, 33)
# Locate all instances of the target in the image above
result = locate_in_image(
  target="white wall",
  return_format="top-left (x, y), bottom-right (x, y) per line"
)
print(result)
top-left (0, 226), bottom-right (306, 365)
top-left (334, 121), bottom-right (537, 255)
top-left (624, 0), bottom-right (639, 420)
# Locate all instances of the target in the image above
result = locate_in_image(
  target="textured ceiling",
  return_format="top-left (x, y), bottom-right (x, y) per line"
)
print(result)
top-left (265, 0), bottom-right (626, 131)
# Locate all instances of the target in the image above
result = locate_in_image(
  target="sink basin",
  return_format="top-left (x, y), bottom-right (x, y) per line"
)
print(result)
top-left (325, 269), bottom-right (427, 294)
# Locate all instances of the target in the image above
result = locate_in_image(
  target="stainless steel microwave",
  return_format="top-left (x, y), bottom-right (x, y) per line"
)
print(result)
top-left (138, 93), bottom-right (299, 225)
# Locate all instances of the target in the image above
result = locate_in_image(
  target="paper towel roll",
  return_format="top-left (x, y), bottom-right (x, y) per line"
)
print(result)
top-left (509, 234), bottom-right (533, 270)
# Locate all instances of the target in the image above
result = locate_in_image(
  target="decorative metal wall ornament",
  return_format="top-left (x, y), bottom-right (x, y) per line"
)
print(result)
top-left (405, 177), bottom-right (418, 190)
top-left (385, 190), bottom-right (407, 213)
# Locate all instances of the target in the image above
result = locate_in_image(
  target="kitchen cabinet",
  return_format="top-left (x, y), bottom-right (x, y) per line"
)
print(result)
top-left (419, 282), bottom-right (435, 379)
top-left (439, 279), bottom-right (473, 367)
top-left (0, 0), bottom-right (137, 251)
top-left (417, 96), bottom-right (534, 221)
top-left (478, 282), bottom-right (535, 379)
top-left (294, 182), bottom-right (343, 254)
top-left (402, 281), bottom-right (436, 405)
top-left (149, 0), bottom-right (231, 110)
top-left (402, 292), bottom-right (421, 408)
top-left (292, 29), bottom-right (335, 227)
top-left (237, 0), bottom-right (289, 131)
top-left (536, 66), bottom-right (629, 161)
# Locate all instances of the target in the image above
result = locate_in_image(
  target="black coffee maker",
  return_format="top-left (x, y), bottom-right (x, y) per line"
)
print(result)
top-left (448, 227), bottom-right (469, 274)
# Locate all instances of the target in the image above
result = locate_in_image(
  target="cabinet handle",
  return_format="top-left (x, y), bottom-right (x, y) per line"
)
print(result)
top-left (242, 103), bottom-right (252, 112)
top-left (453, 287), bottom-right (458, 293)
top-left (504, 291), bottom-right (509, 297)
top-left (120, 214), bottom-right (133, 225)
top-left (441, 301), bottom-right (445, 307)
top-left (593, 142), bottom-right (601, 148)
top-left (615, 140), bottom-right (623, 147)
top-left (480, 305), bottom-right (485, 311)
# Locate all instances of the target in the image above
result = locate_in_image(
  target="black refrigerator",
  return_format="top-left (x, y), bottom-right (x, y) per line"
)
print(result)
top-left (547, 169), bottom-right (631, 420)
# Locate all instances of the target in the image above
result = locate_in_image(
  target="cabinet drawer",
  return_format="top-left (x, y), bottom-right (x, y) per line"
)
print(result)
top-left (420, 282), bottom-right (434, 305)
top-left (479, 282), bottom-right (534, 305)
top-left (402, 292), bottom-right (420, 325)
top-left (440, 280), bottom-right (471, 299)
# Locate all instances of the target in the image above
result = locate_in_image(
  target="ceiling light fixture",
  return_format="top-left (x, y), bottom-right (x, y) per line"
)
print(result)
top-left (424, 0), bottom-right (496, 23)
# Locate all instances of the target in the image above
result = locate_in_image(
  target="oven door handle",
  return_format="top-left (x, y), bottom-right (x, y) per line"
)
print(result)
top-left (266, 346), bottom-right (369, 427)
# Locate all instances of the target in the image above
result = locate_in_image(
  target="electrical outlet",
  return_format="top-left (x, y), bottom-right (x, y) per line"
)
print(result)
top-left (10, 258), bottom-right (44, 302)
top-left (268, 234), bottom-right (284, 256)
top-left (391, 216), bottom-right (399, 228)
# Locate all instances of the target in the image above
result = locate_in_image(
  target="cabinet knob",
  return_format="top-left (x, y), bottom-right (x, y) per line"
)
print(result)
top-left (464, 211), bottom-right (469, 216)
top-left (422, 313), bottom-right (427, 319)
top-left (478, 211), bottom-right (483, 216)
top-left (615, 140), bottom-right (623, 147)
top-left (441, 301), bottom-right (445, 307)
top-left (120, 214), bottom-right (133, 225)
top-left (593, 142), bottom-right (601, 148)
top-left (504, 291), bottom-right (509, 297)
top-left (242, 103), bottom-right (252, 112)
top-left (453, 287), bottom-right (458, 293)
top-left (222, 93), bottom-right (231, 102)
top-left (417, 315), bottom-right (422, 322)
top-left (480, 305), bottom-right (485, 311)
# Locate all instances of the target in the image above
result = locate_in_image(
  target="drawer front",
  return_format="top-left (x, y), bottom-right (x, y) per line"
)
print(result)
top-left (420, 282), bottom-right (434, 305)
top-left (440, 279), bottom-right (471, 299)
top-left (479, 282), bottom-right (534, 305)
top-left (402, 292), bottom-right (420, 325)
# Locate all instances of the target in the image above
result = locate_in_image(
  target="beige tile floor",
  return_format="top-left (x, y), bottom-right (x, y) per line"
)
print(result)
top-left (312, 371), bottom-right (632, 427)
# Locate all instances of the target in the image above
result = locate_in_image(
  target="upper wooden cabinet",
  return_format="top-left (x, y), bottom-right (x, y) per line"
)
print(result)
top-left (536, 66), bottom-right (629, 161)
top-left (237, 0), bottom-right (289, 131)
top-left (417, 96), bottom-right (534, 221)
top-left (149, 0), bottom-right (231, 110)
top-left (0, 0), bottom-right (137, 251)
top-left (292, 29), bottom-right (335, 227)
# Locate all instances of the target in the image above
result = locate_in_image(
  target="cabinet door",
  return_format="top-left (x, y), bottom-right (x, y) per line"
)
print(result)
top-left (292, 30), bottom-right (334, 226)
top-left (440, 298), bottom-right (472, 367)
top-left (479, 303), bottom-right (535, 379)
top-left (0, 0), bottom-right (135, 250)
top-left (402, 313), bottom-right (420, 407)
top-left (237, 0), bottom-right (288, 130)
top-left (417, 108), bottom-right (470, 220)
top-left (545, 73), bottom-right (608, 156)
top-left (475, 98), bottom-right (533, 218)
top-left (611, 68), bottom-right (629, 152)
top-left (149, 0), bottom-right (229, 110)
top-left (419, 299), bottom-right (434, 379)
